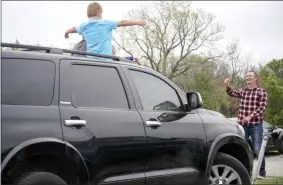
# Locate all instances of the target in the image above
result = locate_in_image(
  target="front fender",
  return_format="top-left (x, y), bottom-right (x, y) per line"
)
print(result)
top-left (205, 133), bottom-right (253, 178)
top-left (1, 137), bottom-right (90, 184)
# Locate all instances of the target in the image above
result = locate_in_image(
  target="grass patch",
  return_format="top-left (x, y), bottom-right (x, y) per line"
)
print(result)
top-left (256, 176), bottom-right (283, 184)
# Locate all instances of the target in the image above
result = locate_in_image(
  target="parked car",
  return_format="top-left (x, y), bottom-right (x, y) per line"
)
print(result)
top-left (228, 118), bottom-right (283, 154)
top-left (1, 43), bottom-right (253, 185)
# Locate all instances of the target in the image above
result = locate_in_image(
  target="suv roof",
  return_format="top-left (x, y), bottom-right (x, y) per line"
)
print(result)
top-left (1, 42), bottom-right (180, 91)
top-left (1, 42), bottom-right (132, 64)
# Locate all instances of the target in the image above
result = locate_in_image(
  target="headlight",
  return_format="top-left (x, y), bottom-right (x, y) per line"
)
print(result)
top-left (237, 124), bottom-right (245, 138)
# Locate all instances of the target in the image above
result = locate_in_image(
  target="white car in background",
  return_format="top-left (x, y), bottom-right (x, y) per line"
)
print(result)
top-left (228, 117), bottom-right (283, 154)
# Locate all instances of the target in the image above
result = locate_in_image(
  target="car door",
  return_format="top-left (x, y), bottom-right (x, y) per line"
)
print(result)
top-left (121, 66), bottom-right (207, 185)
top-left (263, 121), bottom-right (277, 148)
top-left (59, 59), bottom-right (146, 185)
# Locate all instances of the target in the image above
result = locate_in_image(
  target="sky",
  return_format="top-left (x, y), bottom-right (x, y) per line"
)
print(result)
top-left (2, 1), bottom-right (283, 65)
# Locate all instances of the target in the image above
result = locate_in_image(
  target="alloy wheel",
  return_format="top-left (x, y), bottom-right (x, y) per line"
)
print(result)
top-left (209, 164), bottom-right (242, 184)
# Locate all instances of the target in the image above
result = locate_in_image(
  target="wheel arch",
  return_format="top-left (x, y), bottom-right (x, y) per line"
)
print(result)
top-left (205, 133), bottom-right (253, 178)
top-left (1, 137), bottom-right (90, 185)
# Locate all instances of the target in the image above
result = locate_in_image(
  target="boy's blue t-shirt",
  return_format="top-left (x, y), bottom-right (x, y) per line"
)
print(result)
top-left (76, 19), bottom-right (117, 59)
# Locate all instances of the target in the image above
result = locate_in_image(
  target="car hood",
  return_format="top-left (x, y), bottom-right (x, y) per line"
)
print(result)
top-left (272, 127), bottom-right (283, 134)
top-left (197, 108), bottom-right (237, 126)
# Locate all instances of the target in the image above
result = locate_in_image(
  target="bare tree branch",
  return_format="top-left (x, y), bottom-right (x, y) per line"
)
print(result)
top-left (114, 1), bottom-right (224, 79)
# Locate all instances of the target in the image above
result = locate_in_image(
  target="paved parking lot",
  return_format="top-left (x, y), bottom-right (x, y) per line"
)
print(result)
top-left (253, 152), bottom-right (283, 177)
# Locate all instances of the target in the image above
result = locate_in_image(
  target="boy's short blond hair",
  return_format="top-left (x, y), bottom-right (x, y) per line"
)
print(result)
top-left (87, 2), bottom-right (102, 18)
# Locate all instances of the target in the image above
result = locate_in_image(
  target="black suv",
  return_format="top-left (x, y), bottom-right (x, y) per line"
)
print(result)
top-left (1, 43), bottom-right (253, 185)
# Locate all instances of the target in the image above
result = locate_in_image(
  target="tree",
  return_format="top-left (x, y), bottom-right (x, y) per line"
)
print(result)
top-left (224, 40), bottom-right (255, 86)
top-left (226, 40), bottom-right (243, 84)
top-left (195, 72), bottom-right (220, 110)
top-left (260, 58), bottom-right (283, 126)
top-left (114, 1), bottom-right (224, 79)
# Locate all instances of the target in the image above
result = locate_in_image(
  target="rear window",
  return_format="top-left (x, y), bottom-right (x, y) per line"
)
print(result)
top-left (1, 59), bottom-right (55, 106)
top-left (71, 64), bottom-right (129, 109)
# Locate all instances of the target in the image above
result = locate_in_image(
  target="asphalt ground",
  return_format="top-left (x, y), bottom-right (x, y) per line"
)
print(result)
top-left (253, 151), bottom-right (283, 177)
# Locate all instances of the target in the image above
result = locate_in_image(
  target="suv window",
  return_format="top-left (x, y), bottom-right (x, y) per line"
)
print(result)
top-left (130, 70), bottom-right (183, 111)
top-left (2, 59), bottom-right (55, 106)
top-left (71, 64), bottom-right (128, 109)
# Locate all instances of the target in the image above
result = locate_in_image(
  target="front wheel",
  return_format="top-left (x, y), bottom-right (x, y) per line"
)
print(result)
top-left (209, 152), bottom-right (251, 185)
top-left (16, 172), bottom-right (67, 185)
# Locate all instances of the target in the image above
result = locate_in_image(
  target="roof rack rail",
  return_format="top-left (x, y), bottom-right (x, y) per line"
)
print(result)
top-left (1, 42), bottom-right (131, 63)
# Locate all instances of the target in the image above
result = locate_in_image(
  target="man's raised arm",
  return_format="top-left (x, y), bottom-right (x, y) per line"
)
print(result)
top-left (224, 78), bottom-right (242, 98)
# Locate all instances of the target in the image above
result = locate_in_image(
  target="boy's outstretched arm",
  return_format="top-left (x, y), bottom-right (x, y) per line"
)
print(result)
top-left (117, 20), bottom-right (146, 27)
top-left (64, 26), bottom-right (77, 39)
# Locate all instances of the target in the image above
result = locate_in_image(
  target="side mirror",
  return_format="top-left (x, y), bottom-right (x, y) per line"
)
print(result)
top-left (186, 92), bottom-right (203, 111)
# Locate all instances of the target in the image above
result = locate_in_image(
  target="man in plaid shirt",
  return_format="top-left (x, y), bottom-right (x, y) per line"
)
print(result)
top-left (225, 71), bottom-right (268, 178)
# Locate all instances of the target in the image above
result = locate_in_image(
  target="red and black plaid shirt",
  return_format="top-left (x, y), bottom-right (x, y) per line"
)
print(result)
top-left (226, 86), bottom-right (268, 125)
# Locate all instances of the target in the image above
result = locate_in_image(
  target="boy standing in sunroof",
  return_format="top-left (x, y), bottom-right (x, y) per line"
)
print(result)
top-left (64, 2), bottom-right (146, 59)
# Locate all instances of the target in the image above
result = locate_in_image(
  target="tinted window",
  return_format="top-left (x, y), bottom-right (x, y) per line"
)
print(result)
top-left (71, 65), bottom-right (128, 109)
top-left (2, 59), bottom-right (55, 106)
top-left (130, 70), bottom-right (182, 111)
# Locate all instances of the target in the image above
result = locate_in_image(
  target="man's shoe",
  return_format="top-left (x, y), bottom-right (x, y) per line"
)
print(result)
top-left (257, 175), bottom-right (266, 179)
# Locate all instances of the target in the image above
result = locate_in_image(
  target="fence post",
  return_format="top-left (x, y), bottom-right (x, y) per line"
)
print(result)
top-left (251, 135), bottom-right (268, 184)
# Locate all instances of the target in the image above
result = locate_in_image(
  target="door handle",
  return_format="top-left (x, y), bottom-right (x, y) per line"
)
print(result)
top-left (64, 120), bottom-right (87, 127)
top-left (146, 120), bottom-right (162, 127)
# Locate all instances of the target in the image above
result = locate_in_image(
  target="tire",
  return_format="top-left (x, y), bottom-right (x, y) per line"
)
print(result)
top-left (247, 140), bottom-right (253, 150)
top-left (16, 172), bottom-right (67, 185)
top-left (247, 141), bottom-right (257, 157)
top-left (209, 152), bottom-right (251, 185)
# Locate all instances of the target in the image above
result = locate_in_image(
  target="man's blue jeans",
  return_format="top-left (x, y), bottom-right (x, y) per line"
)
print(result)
top-left (242, 124), bottom-right (266, 176)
